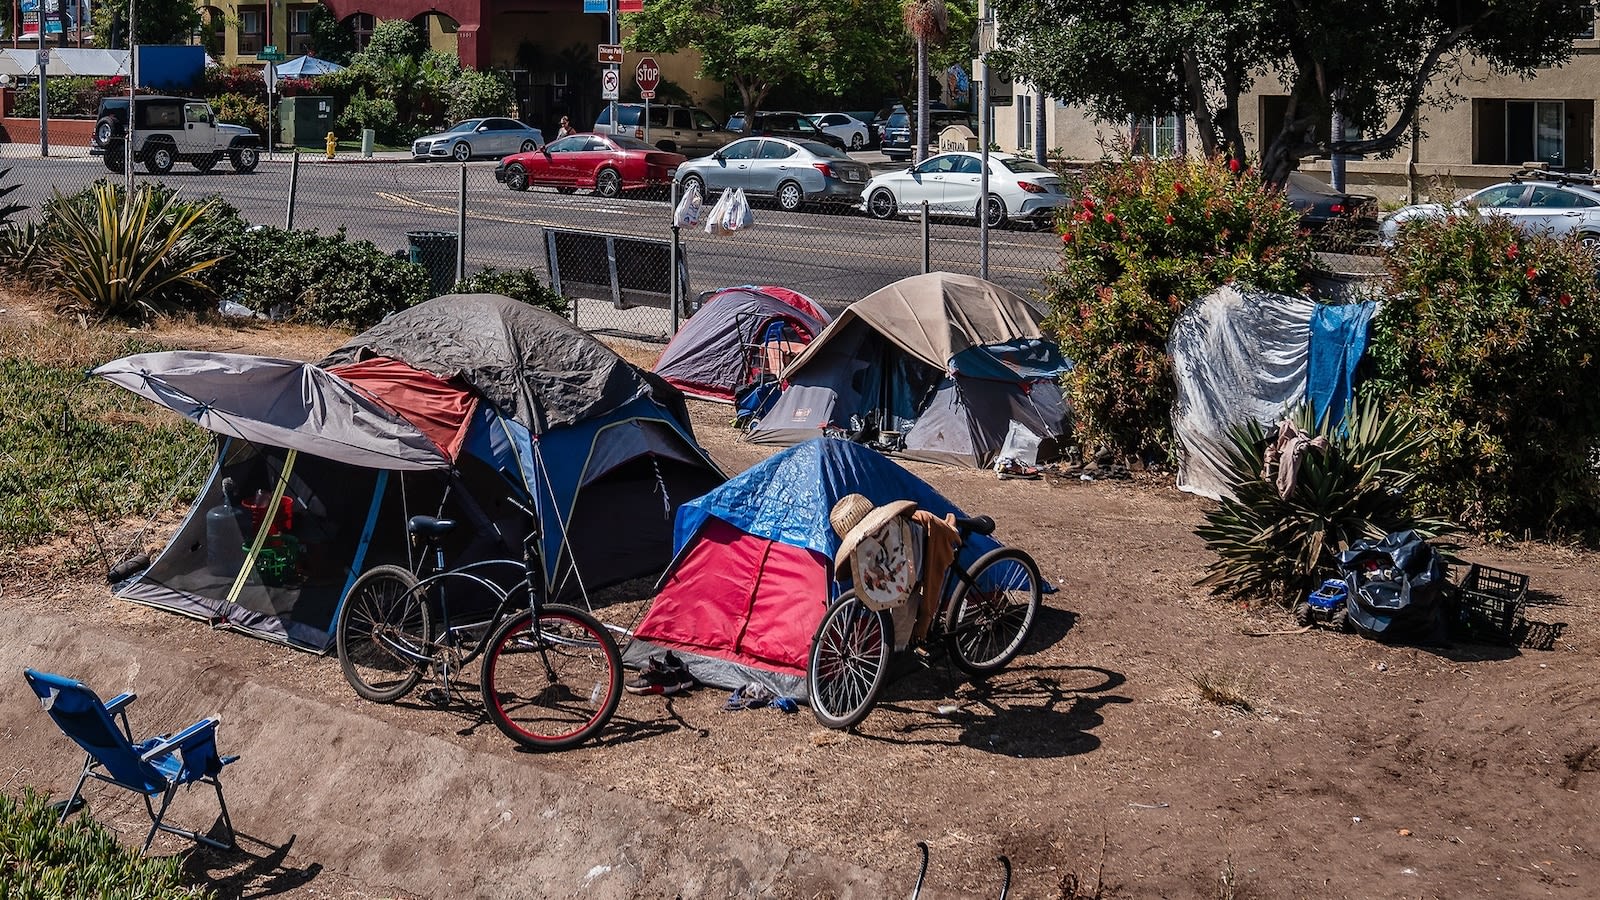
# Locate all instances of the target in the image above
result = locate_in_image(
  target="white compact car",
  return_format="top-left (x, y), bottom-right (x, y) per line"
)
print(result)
top-left (810, 112), bottom-right (871, 150)
top-left (859, 151), bottom-right (1069, 227)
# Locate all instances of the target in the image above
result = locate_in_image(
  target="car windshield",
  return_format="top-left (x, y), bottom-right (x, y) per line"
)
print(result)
top-left (800, 141), bottom-right (849, 159)
top-left (610, 135), bottom-right (654, 151)
top-left (446, 120), bottom-right (482, 133)
top-left (886, 112), bottom-right (909, 128)
top-left (1000, 158), bottom-right (1051, 174)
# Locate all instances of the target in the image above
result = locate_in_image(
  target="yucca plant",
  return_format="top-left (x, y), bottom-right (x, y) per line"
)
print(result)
top-left (1195, 395), bottom-right (1455, 603)
top-left (0, 165), bottom-right (25, 225)
top-left (42, 182), bottom-right (225, 323)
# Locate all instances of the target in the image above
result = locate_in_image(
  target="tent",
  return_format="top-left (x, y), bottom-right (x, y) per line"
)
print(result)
top-left (274, 55), bottom-right (346, 77)
top-left (746, 272), bottom-right (1072, 468)
top-left (652, 285), bottom-right (831, 403)
top-left (624, 437), bottom-right (1010, 699)
top-left (99, 294), bottom-right (725, 652)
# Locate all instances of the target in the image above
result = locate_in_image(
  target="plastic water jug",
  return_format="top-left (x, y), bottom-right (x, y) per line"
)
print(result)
top-left (205, 478), bottom-right (253, 576)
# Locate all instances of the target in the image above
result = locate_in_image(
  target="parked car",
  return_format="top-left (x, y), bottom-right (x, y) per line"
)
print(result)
top-left (90, 95), bottom-right (262, 174)
top-left (413, 118), bottom-right (545, 161)
top-left (494, 133), bottom-right (685, 198)
top-left (729, 112), bottom-right (848, 151)
top-left (881, 108), bottom-right (974, 161)
top-left (592, 103), bottom-right (736, 156)
top-left (674, 136), bottom-right (873, 212)
top-left (860, 151), bottom-right (1069, 227)
top-left (1381, 174), bottom-right (1600, 253)
top-left (1284, 172), bottom-right (1378, 231)
top-left (810, 112), bottom-right (871, 150)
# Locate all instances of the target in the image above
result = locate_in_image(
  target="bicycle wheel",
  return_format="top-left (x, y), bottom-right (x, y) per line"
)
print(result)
top-left (335, 564), bottom-right (432, 703)
top-left (480, 604), bottom-right (622, 751)
top-left (806, 591), bottom-right (893, 730)
top-left (943, 547), bottom-right (1043, 677)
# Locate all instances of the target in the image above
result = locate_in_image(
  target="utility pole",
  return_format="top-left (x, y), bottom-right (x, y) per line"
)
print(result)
top-left (607, 0), bottom-right (617, 139)
top-left (126, 0), bottom-right (135, 190)
top-left (975, 0), bottom-right (991, 280)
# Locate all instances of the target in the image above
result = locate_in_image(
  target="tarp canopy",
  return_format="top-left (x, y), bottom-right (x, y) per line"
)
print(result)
top-left (274, 55), bottom-right (345, 77)
top-left (94, 351), bottom-right (451, 471)
top-left (1169, 286), bottom-right (1315, 501)
top-left (321, 294), bottom-right (651, 434)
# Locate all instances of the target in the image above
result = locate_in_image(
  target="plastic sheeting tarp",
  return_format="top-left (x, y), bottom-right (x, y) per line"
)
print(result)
top-left (1308, 301), bottom-right (1379, 431)
top-left (1169, 287), bottom-right (1316, 501)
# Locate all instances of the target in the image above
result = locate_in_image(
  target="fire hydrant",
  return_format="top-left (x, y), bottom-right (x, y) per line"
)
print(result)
top-left (325, 132), bottom-right (338, 159)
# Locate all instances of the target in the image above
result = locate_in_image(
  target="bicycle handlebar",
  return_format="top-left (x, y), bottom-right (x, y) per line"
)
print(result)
top-left (952, 514), bottom-right (995, 537)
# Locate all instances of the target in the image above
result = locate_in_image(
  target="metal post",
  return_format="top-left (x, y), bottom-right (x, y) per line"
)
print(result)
top-left (920, 199), bottom-right (930, 274)
top-left (607, 0), bottom-right (618, 142)
top-left (285, 149), bottom-right (300, 228)
top-left (37, 50), bottom-right (47, 157)
top-left (455, 163), bottom-right (467, 286)
top-left (669, 178), bottom-right (680, 333)
top-left (126, 1), bottom-right (135, 191)
top-left (643, 95), bottom-right (650, 145)
top-left (976, 0), bottom-right (991, 281)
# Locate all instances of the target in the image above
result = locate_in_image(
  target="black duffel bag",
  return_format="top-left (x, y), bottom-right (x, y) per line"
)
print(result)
top-left (1337, 530), bottom-right (1448, 640)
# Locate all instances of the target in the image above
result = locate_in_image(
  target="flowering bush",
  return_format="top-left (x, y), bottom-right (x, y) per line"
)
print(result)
top-left (1046, 153), bottom-right (1313, 459)
top-left (1370, 215), bottom-right (1600, 533)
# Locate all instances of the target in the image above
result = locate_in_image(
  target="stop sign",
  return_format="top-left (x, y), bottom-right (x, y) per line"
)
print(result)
top-left (635, 57), bottom-right (661, 95)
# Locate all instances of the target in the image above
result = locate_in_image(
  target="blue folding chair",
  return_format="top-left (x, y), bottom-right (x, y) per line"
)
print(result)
top-left (22, 669), bottom-right (239, 854)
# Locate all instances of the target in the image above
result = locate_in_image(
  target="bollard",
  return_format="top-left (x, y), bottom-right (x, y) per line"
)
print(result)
top-left (361, 128), bottom-right (374, 158)
top-left (325, 131), bottom-right (337, 159)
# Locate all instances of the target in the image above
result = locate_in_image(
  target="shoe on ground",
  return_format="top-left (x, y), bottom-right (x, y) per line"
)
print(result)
top-left (625, 652), bottom-right (694, 695)
top-left (995, 457), bottom-right (1041, 480)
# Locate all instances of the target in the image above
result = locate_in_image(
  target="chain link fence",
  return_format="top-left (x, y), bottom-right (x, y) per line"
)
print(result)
top-left (2, 149), bottom-right (1064, 341)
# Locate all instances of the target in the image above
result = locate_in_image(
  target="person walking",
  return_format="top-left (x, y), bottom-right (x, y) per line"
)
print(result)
top-left (556, 116), bottom-right (574, 138)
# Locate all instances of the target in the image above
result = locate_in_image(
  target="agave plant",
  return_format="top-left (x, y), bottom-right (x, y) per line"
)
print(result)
top-left (43, 182), bottom-right (225, 323)
top-left (1195, 395), bottom-right (1455, 603)
top-left (0, 165), bottom-right (26, 226)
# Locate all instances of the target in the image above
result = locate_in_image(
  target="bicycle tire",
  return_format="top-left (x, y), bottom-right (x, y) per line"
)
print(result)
top-left (335, 564), bottom-right (431, 703)
top-left (806, 591), bottom-right (893, 730)
top-left (480, 605), bottom-right (622, 751)
top-left (943, 547), bottom-right (1043, 677)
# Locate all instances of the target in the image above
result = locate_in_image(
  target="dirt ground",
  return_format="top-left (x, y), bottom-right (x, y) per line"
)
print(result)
top-left (3, 297), bottom-right (1598, 898)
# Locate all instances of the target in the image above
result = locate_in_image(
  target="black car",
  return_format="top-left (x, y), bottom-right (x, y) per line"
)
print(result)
top-left (881, 108), bottom-right (974, 162)
top-left (1285, 172), bottom-right (1378, 231)
top-left (734, 112), bottom-right (848, 151)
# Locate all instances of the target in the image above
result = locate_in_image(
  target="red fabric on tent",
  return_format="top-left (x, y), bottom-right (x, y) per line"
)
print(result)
top-left (634, 517), bottom-right (829, 676)
top-left (754, 285), bottom-right (830, 324)
top-left (328, 357), bottom-right (478, 460)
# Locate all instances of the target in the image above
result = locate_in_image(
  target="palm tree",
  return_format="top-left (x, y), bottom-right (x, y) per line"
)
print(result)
top-left (902, 0), bottom-right (949, 164)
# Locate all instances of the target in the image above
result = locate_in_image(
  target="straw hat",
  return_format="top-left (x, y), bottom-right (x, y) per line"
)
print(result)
top-left (830, 493), bottom-right (917, 578)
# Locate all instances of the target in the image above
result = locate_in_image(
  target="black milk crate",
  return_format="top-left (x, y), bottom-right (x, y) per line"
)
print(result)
top-left (1453, 564), bottom-right (1529, 644)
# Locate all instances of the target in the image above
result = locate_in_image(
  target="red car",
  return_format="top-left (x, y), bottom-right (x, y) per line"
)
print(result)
top-left (494, 132), bottom-right (686, 198)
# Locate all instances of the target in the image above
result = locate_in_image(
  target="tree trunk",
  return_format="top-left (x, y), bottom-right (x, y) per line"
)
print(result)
top-left (916, 37), bottom-right (929, 163)
top-left (1034, 89), bottom-right (1046, 164)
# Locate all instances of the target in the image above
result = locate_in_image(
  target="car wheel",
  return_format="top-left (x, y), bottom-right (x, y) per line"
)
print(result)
top-left (452, 141), bottom-right (472, 162)
top-left (230, 147), bottom-right (260, 173)
top-left (94, 115), bottom-right (118, 147)
top-left (980, 193), bottom-right (1008, 228)
top-left (520, 140), bottom-right (538, 153)
top-left (594, 167), bottom-right (623, 198)
top-left (1580, 233), bottom-right (1600, 259)
top-left (504, 163), bottom-right (529, 191)
top-left (681, 175), bottom-right (706, 201)
top-left (849, 132), bottom-right (864, 150)
top-left (103, 145), bottom-right (126, 174)
top-left (192, 154), bottom-right (217, 173)
top-left (144, 143), bottom-right (175, 175)
top-left (776, 181), bottom-right (804, 213)
top-left (868, 188), bottom-right (898, 220)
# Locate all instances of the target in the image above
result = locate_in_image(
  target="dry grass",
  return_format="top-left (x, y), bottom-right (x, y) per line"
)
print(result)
top-left (1190, 670), bottom-right (1255, 713)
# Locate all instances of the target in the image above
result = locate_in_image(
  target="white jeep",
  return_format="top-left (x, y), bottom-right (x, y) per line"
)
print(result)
top-left (92, 95), bottom-right (262, 175)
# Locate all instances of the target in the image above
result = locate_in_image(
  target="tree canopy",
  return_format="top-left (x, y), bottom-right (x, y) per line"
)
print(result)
top-left (92, 0), bottom-right (202, 49)
top-left (989, 0), bottom-right (1594, 182)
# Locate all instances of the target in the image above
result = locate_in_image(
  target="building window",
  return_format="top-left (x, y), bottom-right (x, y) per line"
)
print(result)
top-left (1576, 4), bottom-right (1596, 39)
top-left (345, 13), bottom-right (376, 52)
top-left (1016, 94), bottom-right (1033, 151)
top-left (1133, 114), bottom-right (1179, 157)
top-left (1506, 100), bottom-right (1566, 167)
top-left (238, 7), bottom-right (266, 54)
top-left (288, 7), bottom-right (314, 55)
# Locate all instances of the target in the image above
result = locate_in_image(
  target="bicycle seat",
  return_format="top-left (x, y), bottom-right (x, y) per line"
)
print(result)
top-left (407, 515), bottom-right (458, 538)
top-left (952, 514), bottom-right (995, 537)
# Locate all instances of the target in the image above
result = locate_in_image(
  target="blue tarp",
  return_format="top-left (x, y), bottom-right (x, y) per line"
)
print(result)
top-left (1307, 301), bottom-right (1378, 430)
top-left (951, 338), bottom-right (1072, 382)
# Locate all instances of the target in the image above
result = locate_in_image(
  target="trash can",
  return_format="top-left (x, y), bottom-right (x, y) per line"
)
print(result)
top-left (406, 230), bottom-right (459, 297)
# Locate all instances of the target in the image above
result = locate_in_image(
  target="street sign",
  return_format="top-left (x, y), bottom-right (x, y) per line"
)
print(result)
top-left (601, 69), bottom-right (620, 101)
top-left (640, 90), bottom-right (656, 101)
top-left (256, 45), bottom-right (285, 62)
top-left (36, 47), bottom-right (50, 67)
top-left (634, 56), bottom-right (660, 95)
top-left (264, 62), bottom-right (278, 95)
top-left (583, 0), bottom-right (608, 11)
top-left (619, 0), bottom-right (643, 11)
top-left (598, 43), bottom-right (623, 65)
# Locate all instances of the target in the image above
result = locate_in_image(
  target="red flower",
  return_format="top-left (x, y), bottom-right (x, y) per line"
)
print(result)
top-left (1506, 244), bottom-right (1519, 260)
top-left (1164, 214), bottom-right (1175, 225)
top-left (1559, 293), bottom-right (1573, 307)
top-left (1228, 158), bottom-right (1241, 173)
top-left (1081, 197), bottom-right (1096, 210)
top-left (1527, 267), bottom-right (1538, 279)
top-left (1061, 232), bottom-right (1074, 243)
top-left (1103, 212), bottom-right (1116, 224)
top-left (1173, 182), bottom-right (1186, 195)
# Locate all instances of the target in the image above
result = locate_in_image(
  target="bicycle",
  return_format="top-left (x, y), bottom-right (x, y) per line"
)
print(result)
top-left (333, 508), bottom-right (623, 751)
top-left (806, 513), bottom-right (1042, 729)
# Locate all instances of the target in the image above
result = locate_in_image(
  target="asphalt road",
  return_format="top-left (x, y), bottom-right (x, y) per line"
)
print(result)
top-left (5, 152), bottom-right (1064, 322)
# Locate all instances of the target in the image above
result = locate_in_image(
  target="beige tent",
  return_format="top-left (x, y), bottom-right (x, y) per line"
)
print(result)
top-left (748, 272), bottom-right (1071, 468)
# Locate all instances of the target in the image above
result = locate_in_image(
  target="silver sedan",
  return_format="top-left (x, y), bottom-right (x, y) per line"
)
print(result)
top-left (673, 137), bottom-right (873, 212)
top-left (412, 118), bottom-right (546, 162)
top-left (1381, 177), bottom-right (1600, 253)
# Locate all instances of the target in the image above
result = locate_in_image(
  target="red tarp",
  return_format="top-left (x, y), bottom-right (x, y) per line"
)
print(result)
top-left (329, 357), bottom-right (478, 460)
top-left (633, 517), bottom-right (829, 676)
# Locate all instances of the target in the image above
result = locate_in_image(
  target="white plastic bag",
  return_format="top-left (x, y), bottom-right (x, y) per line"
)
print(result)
top-left (703, 189), bottom-right (734, 236)
top-left (725, 187), bottom-right (755, 231)
top-left (997, 420), bottom-right (1043, 468)
top-left (673, 182), bottom-right (703, 228)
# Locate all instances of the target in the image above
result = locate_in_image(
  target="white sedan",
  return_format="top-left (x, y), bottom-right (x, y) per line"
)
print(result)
top-left (810, 112), bottom-right (871, 150)
top-left (860, 151), bottom-right (1070, 227)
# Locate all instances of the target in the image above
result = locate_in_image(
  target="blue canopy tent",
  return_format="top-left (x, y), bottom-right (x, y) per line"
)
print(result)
top-left (273, 55), bottom-right (345, 77)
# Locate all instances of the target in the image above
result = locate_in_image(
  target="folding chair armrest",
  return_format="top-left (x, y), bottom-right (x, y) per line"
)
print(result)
top-left (104, 692), bottom-right (137, 714)
top-left (139, 718), bottom-right (219, 762)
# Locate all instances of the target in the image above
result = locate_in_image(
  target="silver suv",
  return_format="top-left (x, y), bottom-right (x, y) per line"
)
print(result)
top-left (92, 95), bottom-right (263, 175)
top-left (592, 103), bottom-right (735, 156)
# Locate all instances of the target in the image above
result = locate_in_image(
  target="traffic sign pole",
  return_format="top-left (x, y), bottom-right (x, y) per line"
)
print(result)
top-left (634, 56), bottom-right (660, 144)
top-left (607, 0), bottom-right (618, 141)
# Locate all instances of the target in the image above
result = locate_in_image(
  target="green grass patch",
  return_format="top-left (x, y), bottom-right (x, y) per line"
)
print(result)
top-left (0, 787), bottom-right (213, 898)
top-left (0, 319), bottom-right (209, 554)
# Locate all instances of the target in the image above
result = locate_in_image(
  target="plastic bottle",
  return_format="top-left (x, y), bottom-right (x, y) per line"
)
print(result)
top-left (205, 478), bottom-right (253, 576)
